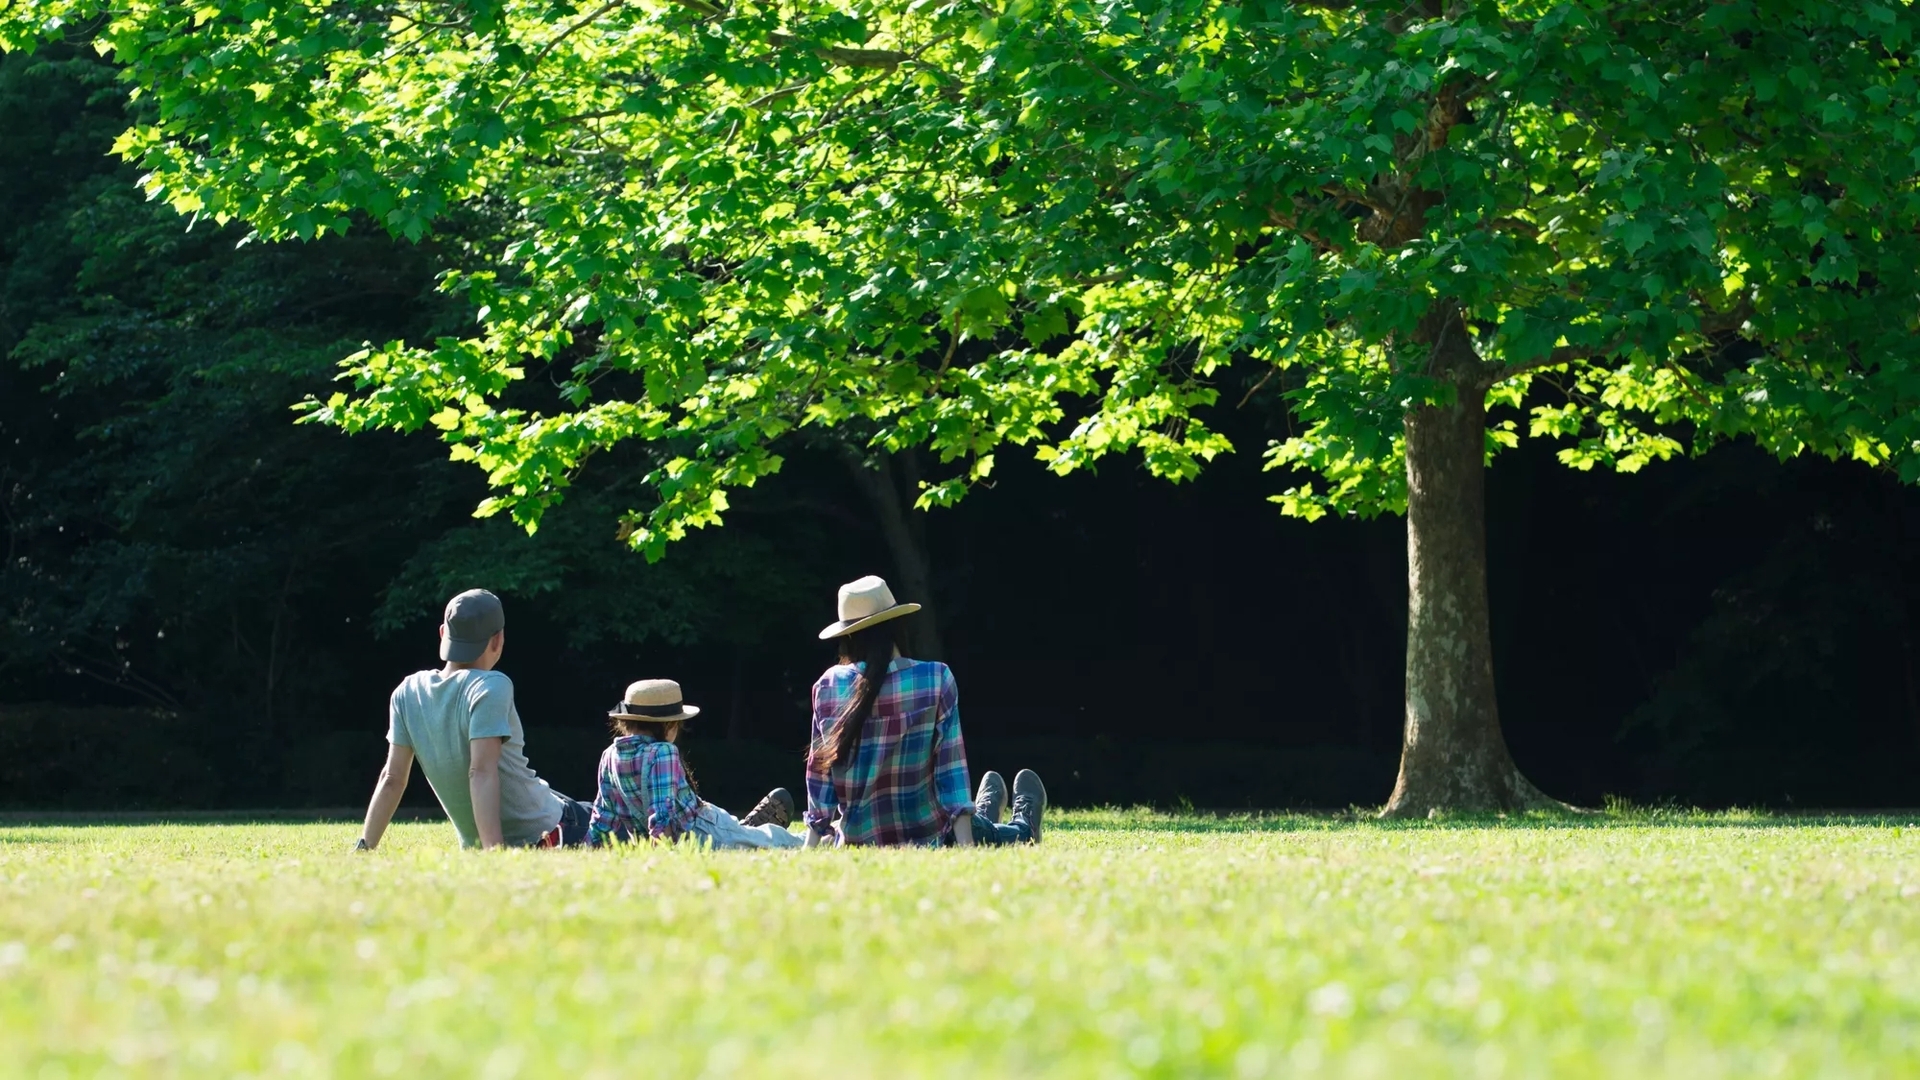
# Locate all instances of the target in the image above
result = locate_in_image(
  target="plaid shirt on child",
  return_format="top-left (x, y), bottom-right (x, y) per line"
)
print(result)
top-left (804, 656), bottom-right (974, 846)
top-left (588, 734), bottom-right (701, 844)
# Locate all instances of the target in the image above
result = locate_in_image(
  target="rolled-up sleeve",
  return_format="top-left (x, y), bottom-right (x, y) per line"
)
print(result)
top-left (387, 685), bottom-right (411, 748)
top-left (464, 674), bottom-right (513, 740)
top-left (931, 668), bottom-right (972, 826)
top-left (587, 745), bottom-right (634, 846)
top-left (644, 744), bottom-right (700, 839)
top-left (804, 680), bottom-right (839, 836)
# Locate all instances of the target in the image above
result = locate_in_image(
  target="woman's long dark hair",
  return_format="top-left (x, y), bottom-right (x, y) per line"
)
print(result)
top-left (815, 622), bottom-right (899, 771)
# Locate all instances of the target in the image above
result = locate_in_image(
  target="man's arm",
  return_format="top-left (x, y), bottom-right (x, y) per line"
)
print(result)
top-left (359, 743), bottom-right (414, 850)
top-left (931, 670), bottom-right (975, 846)
top-left (469, 736), bottom-right (506, 849)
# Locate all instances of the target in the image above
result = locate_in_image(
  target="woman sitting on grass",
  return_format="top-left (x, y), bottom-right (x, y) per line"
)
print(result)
top-left (587, 679), bottom-right (802, 849)
top-left (804, 575), bottom-right (1047, 848)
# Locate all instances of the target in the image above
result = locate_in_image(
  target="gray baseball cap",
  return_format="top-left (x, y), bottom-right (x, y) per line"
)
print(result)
top-left (440, 589), bottom-right (504, 663)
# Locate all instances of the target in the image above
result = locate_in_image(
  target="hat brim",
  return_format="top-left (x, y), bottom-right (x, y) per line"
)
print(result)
top-left (607, 704), bottom-right (701, 724)
top-left (441, 636), bottom-right (489, 663)
top-left (818, 602), bottom-right (921, 641)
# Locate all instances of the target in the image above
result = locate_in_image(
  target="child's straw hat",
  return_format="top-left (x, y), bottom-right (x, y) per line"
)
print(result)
top-left (608, 679), bottom-right (700, 723)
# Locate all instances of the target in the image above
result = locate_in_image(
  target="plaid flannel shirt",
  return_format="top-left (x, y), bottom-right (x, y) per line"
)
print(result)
top-left (587, 734), bottom-right (701, 844)
top-left (804, 656), bottom-right (973, 846)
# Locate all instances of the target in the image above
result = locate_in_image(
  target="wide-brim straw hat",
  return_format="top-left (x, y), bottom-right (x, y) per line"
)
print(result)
top-left (818, 575), bottom-right (921, 640)
top-left (608, 679), bottom-right (701, 724)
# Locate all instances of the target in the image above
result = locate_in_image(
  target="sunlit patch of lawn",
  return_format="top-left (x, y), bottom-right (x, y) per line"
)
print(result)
top-left (1, 810), bottom-right (1915, 1077)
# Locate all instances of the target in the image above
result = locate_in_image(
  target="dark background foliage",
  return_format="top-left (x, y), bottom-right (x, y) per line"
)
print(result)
top-left (5, 50), bottom-right (1917, 813)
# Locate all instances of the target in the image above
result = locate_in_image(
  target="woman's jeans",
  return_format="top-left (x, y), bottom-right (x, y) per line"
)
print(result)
top-left (684, 803), bottom-right (804, 850)
top-left (967, 814), bottom-right (1034, 846)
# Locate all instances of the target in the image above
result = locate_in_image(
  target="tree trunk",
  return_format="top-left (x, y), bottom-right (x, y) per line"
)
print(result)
top-left (841, 446), bottom-right (947, 660)
top-left (1381, 371), bottom-right (1560, 818)
top-left (727, 644), bottom-right (746, 744)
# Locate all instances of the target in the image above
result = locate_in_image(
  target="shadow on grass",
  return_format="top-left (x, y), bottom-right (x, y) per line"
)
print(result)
top-left (1053, 806), bottom-right (1920, 834)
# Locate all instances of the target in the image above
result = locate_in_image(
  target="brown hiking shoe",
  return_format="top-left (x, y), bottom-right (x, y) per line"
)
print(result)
top-left (974, 770), bottom-right (1008, 824)
top-left (1012, 769), bottom-right (1047, 844)
top-left (740, 787), bottom-right (795, 829)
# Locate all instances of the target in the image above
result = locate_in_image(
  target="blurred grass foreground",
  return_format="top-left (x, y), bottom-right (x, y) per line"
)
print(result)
top-left (0, 809), bottom-right (1916, 1078)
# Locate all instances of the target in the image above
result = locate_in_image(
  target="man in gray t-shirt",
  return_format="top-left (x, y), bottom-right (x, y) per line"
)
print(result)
top-left (356, 589), bottom-right (590, 850)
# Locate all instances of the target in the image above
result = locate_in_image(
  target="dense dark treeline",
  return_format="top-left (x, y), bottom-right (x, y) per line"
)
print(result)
top-left (3, 50), bottom-right (1917, 811)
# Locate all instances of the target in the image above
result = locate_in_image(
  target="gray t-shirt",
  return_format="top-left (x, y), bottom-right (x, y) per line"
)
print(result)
top-left (388, 668), bottom-right (563, 848)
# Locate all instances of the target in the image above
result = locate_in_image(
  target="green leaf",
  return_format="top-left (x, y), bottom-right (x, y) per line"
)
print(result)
top-left (1619, 219), bottom-right (1656, 255)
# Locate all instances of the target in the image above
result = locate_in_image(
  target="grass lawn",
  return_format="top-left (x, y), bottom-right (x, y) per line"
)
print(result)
top-left (1, 809), bottom-right (1916, 1078)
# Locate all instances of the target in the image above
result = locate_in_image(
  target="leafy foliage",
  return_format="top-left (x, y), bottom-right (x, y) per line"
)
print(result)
top-left (0, 46), bottom-right (831, 734)
top-left (373, 466), bottom-right (827, 650)
top-left (0, 45), bottom-right (466, 723)
top-left (8, 0), bottom-right (1918, 552)
top-left (1622, 490), bottom-right (1920, 804)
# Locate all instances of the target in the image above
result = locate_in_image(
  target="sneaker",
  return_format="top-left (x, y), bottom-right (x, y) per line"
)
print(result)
top-left (1011, 769), bottom-right (1047, 844)
top-left (740, 787), bottom-right (795, 829)
top-left (974, 770), bottom-right (1008, 824)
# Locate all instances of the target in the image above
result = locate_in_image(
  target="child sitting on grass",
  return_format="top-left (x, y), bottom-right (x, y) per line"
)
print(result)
top-left (586, 679), bottom-right (802, 849)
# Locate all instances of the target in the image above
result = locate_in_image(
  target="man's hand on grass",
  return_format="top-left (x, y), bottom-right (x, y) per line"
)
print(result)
top-left (359, 743), bottom-right (414, 851)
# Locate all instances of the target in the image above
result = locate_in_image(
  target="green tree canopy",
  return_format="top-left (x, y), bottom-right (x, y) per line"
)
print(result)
top-left (12, 0), bottom-right (1919, 812)
top-left (0, 45), bottom-right (833, 758)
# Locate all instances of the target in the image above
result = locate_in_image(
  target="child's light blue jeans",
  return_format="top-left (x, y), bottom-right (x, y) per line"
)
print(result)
top-left (684, 803), bottom-right (804, 850)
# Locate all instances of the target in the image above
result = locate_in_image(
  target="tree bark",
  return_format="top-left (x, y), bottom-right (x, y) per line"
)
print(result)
top-left (1885, 480), bottom-right (1920, 754)
top-left (1381, 361), bottom-right (1560, 817)
top-left (840, 446), bottom-right (947, 660)
top-left (727, 644), bottom-right (746, 744)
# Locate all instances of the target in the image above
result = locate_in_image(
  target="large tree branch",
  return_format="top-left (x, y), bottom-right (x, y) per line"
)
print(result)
top-left (1081, 55), bottom-right (1177, 106)
top-left (1528, 340), bottom-right (1623, 374)
top-left (1357, 72), bottom-right (1487, 248)
top-left (1267, 199), bottom-right (1347, 255)
top-left (57, 648), bottom-right (186, 712)
top-left (767, 32), bottom-right (911, 69)
top-left (1321, 183), bottom-right (1393, 213)
top-left (657, 1), bottom-right (936, 73)
top-left (1697, 296), bottom-right (1756, 336)
top-left (502, 0), bottom-right (626, 106)
top-left (1494, 298), bottom-right (1755, 380)
top-left (1487, 216), bottom-right (1539, 238)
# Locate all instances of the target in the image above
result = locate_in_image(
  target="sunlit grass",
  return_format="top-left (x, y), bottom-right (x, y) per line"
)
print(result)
top-left (1, 810), bottom-right (1916, 1077)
